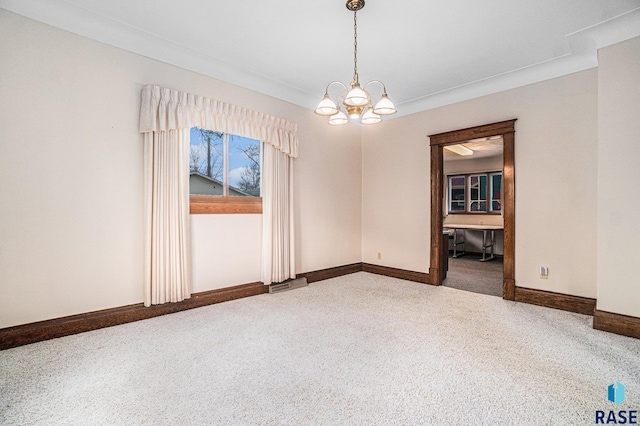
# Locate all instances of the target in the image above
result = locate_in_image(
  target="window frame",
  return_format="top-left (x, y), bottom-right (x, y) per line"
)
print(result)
top-left (189, 128), bottom-right (263, 214)
top-left (468, 173), bottom-right (488, 213)
top-left (489, 172), bottom-right (502, 213)
top-left (447, 170), bottom-right (502, 215)
top-left (448, 175), bottom-right (467, 213)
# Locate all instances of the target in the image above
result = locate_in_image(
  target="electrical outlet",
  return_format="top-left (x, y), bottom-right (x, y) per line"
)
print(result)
top-left (377, 252), bottom-right (382, 260)
top-left (540, 267), bottom-right (549, 279)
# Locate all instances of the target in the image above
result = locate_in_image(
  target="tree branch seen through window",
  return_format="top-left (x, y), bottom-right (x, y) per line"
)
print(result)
top-left (189, 127), bottom-right (261, 197)
top-left (190, 129), bottom-right (223, 181)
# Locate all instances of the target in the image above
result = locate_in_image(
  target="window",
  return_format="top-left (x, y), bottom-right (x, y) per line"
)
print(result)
top-left (448, 176), bottom-right (466, 212)
top-left (490, 172), bottom-right (502, 212)
top-left (469, 174), bottom-right (487, 212)
top-left (447, 171), bottom-right (502, 214)
top-left (189, 127), bottom-right (262, 214)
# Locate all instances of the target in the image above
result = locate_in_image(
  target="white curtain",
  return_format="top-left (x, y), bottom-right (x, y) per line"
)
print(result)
top-left (143, 129), bottom-right (191, 306)
top-left (261, 144), bottom-right (296, 285)
top-left (139, 85), bottom-right (299, 300)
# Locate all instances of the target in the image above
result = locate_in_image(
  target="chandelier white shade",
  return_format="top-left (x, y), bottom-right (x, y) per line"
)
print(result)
top-left (361, 107), bottom-right (382, 125)
top-left (315, 0), bottom-right (396, 126)
top-left (373, 93), bottom-right (397, 115)
top-left (315, 94), bottom-right (339, 116)
top-left (328, 110), bottom-right (349, 126)
top-left (344, 83), bottom-right (369, 107)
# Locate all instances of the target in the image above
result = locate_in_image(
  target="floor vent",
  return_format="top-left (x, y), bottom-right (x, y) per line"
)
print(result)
top-left (269, 277), bottom-right (308, 294)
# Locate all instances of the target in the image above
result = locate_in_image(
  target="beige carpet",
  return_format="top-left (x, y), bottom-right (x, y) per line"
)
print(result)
top-left (1, 272), bottom-right (639, 425)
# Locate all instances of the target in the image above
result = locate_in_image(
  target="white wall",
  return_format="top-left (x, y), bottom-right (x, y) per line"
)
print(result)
top-left (294, 116), bottom-right (362, 274)
top-left (361, 117), bottom-right (431, 272)
top-left (0, 11), bottom-right (362, 328)
top-left (4, 10), bottom-right (636, 329)
top-left (190, 215), bottom-right (262, 293)
top-left (597, 37), bottom-right (640, 318)
top-left (362, 69), bottom-right (598, 298)
top-left (444, 155), bottom-right (503, 175)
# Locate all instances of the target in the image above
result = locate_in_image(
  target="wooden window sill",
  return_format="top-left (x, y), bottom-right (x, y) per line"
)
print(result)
top-left (190, 195), bottom-right (262, 214)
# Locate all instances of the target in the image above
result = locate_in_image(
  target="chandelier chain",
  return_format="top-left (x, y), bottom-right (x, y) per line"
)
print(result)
top-left (353, 11), bottom-right (358, 82)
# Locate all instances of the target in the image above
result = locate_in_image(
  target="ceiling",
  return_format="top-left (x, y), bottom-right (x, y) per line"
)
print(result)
top-left (2, 0), bottom-right (640, 117)
top-left (444, 137), bottom-right (503, 162)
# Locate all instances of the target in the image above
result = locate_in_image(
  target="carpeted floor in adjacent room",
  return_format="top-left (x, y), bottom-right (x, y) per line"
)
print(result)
top-left (1, 272), bottom-right (639, 425)
top-left (443, 254), bottom-right (504, 297)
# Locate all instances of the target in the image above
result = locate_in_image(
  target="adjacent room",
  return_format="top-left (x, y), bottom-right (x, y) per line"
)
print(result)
top-left (1, 1), bottom-right (640, 424)
top-left (443, 137), bottom-right (504, 297)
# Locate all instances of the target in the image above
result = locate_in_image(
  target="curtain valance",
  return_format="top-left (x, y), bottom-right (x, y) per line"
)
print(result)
top-left (139, 84), bottom-right (299, 158)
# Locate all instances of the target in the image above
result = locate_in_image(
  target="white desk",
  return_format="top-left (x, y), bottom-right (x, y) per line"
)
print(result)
top-left (444, 224), bottom-right (503, 261)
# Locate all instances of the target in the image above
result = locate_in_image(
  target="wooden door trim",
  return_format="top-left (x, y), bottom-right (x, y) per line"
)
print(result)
top-left (428, 119), bottom-right (516, 300)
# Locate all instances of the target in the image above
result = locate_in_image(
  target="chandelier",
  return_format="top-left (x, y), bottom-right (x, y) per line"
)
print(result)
top-left (314, 0), bottom-right (396, 125)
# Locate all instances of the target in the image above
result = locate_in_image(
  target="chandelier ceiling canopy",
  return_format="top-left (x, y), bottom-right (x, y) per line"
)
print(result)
top-left (315, 0), bottom-right (397, 126)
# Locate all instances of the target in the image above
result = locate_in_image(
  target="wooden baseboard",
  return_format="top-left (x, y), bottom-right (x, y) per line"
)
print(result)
top-left (9, 264), bottom-right (632, 350)
top-left (593, 309), bottom-right (640, 339)
top-left (297, 263), bottom-right (363, 283)
top-left (428, 267), bottom-right (440, 285)
top-left (514, 286), bottom-right (596, 316)
top-left (0, 261), bottom-right (420, 350)
top-left (0, 263), bottom-right (365, 350)
top-left (503, 278), bottom-right (515, 301)
top-left (362, 263), bottom-right (430, 284)
top-left (298, 262), bottom-right (430, 285)
top-left (0, 282), bottom-right (267, 351)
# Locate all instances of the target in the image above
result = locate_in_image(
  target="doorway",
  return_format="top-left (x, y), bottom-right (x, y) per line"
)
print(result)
top-left (428, 120), bottom-right (516, 300)
top-left (443, 137), bottom-right (504, 296)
